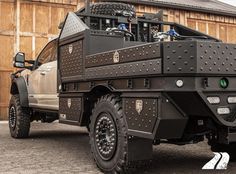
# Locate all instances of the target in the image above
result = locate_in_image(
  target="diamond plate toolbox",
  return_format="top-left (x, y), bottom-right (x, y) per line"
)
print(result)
top-left (163, 41), bottom-right (236, 75)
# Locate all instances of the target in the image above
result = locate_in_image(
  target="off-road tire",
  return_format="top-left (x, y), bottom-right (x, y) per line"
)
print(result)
top-left (89, 94), bottom-right (129, 173)
top-left (210, 143), bottom-right (236, 161)
top-left (89, 94), bottom-right (152, 173)
top-left (91, 2), bottom-right (136, 17)
top-left (9, 95), bottom-right (30, 138)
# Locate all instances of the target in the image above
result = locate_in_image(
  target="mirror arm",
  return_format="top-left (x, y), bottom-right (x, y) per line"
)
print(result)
top-left (25, 60), bottom-right (35, 64)
top-left (24, 66), bottom-right (33, 70)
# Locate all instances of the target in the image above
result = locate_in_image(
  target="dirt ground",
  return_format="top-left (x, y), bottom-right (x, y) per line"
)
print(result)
top-left (0, 122), bottom-right (235, 174)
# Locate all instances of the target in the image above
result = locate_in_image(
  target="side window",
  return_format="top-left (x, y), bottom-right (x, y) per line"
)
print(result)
top-left (37, 39), bottom-right (57, 66)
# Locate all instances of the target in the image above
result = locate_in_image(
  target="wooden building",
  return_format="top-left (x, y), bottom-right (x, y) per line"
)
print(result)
top-left (0, 0), bottom-right (236, 120)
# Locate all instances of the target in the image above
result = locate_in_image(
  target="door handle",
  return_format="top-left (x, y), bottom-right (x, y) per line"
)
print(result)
top-left (40, 71), bottom-right (46, 75)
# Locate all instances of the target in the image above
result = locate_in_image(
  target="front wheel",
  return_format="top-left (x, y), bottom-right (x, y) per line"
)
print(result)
top-left (9, 95), bottom-right (30, 138)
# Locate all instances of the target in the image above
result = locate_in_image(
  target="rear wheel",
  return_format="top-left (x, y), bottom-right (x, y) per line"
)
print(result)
top-left (89, 94), bottom-right (128, 173)
top-left (89, 94), bottom-right (152, 173)
top-left (9, 95), bottom-right (30, 138)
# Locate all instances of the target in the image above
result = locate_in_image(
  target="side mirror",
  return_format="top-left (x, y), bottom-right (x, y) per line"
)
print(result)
top-left (14, 52), bottom-right (25, 68)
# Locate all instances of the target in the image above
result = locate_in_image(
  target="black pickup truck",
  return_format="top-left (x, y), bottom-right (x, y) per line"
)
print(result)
top-left (10, 1), bottom-right (236, 173)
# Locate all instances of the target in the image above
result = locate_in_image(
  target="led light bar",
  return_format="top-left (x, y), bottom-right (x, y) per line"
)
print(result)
top-left (228, 97), bottom-right (236, 104)
top-left (207, 97), bottom-right (220, 104)
top-left (217, 107), bottom-right (230, 115)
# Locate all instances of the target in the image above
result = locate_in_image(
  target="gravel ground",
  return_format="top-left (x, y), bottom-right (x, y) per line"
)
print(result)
top-left (0, 122), bottom-right (235, 174)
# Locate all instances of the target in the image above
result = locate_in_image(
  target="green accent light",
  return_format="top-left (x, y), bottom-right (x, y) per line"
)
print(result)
top-left (220, 78), bottom-right (229, 89)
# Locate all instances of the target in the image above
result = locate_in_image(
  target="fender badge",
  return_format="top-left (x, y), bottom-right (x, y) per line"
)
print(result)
top-left (69, 44), bottom-right (73, 54)
top-left (135, 100), bottom-right (143, 115)
top-left (113, 51), bottom-right (120, 63)
top-left (67, 98), bottom-right (72, 108)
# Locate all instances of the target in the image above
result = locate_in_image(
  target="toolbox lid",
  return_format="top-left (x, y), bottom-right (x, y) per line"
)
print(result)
top-left (60, 12), bottom-right (89, 40)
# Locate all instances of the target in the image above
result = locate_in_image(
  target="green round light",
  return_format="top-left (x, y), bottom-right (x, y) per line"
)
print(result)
top-left (220, 78), bottom-right (229, 89)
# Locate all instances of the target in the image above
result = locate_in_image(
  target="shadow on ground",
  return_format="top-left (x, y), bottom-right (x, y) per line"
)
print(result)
top-left (25, 123), bottom-right (234, 174)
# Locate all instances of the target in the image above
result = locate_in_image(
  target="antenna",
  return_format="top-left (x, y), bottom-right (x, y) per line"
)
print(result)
top-left (85, 0), bottom-right (91, 26)
top-left (85, 0), bottom-right (91, 14)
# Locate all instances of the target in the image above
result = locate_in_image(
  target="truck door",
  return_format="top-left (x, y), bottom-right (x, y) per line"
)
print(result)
top-left (28, 39), bottom-right (58, 110)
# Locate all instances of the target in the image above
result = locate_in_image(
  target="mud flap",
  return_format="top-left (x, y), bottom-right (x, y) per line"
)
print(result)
top-left (127, 137), bottom-right (153, 162)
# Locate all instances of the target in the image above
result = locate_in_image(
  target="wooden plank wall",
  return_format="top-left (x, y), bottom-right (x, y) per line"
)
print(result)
top-left (0, 0), bottom-right (81, 120)
top-left (0, 0), bottom-right (236, 120)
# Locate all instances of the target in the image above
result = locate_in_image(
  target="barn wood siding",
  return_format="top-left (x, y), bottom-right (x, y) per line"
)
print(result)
top-left (0, 0), bottom-right (236, 119)
top-left (0, 0), bottom-right (83, 120)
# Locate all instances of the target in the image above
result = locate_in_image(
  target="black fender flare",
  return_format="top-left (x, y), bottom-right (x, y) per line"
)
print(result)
top-left (10, 77), bottom-right (29, 107)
